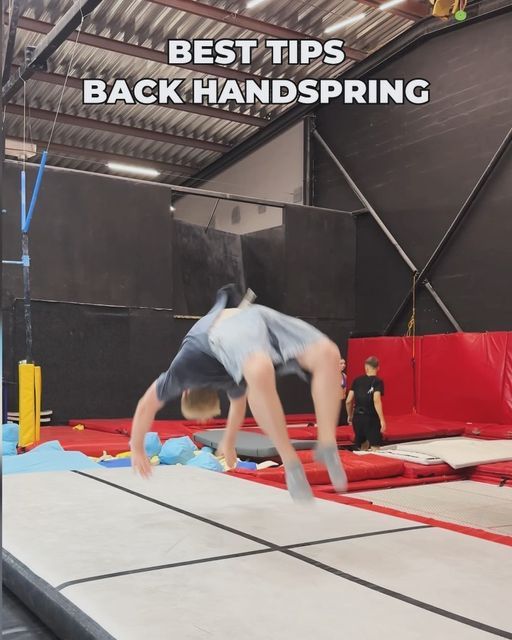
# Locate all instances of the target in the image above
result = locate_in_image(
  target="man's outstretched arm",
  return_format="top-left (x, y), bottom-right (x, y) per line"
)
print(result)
top-left (216, 394), bottom-right (247, 469)
top-left (130, 381), bottom-right (164, 477)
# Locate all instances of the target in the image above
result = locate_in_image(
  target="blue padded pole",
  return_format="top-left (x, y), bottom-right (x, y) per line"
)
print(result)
top-left (21, 169), bottom-right (26, 230)
top-left (23, 150), bottom-right (47, 233)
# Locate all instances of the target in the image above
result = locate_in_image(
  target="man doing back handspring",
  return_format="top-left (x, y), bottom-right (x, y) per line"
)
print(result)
top-left (130, 285), bottom-right (347, 501)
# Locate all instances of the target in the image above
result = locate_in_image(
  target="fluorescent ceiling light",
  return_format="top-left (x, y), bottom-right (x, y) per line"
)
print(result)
top-left (246, 0), bottom-right (269, 8)
top-left (379, 0), bottom-right (406, 9)
top-left (107, 162), bottom-right (159, 178)
top-left (324, 13), bottom-right (366, 34)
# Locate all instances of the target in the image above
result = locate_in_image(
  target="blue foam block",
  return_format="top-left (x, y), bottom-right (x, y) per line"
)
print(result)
top-left (159, 436), bottom-right (197, 465)
top-left (2, 423), bottom-right (19, 443)
top-left (186, 450), bottom-right (223, 473)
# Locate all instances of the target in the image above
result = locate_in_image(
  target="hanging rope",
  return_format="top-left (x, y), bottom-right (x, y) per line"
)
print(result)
top-left (406, 271), bottom-right (417, 343)
top-left (406, 271), bottom-right (419, 411)
top-left (46, 3), bottom-right (86, 152)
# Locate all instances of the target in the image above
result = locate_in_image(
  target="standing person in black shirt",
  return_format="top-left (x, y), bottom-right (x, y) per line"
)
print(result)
top-left (346, 356), bottom-right (386, 450)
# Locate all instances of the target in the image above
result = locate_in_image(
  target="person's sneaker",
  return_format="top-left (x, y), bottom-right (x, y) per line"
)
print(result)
top-left (314, 444), bottom-right (348, 493)
top-left (284, 462), bottom-right (314, 503)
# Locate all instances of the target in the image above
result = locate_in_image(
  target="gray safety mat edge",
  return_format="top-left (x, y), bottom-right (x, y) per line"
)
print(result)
top-left (2, 549), bottom-right (115, 640)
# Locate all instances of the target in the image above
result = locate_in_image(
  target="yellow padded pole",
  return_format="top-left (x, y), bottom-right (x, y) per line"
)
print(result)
top-left (35, 366), bottom-right (42, 443)
top-left (18, 363), bottom-right (42, 448)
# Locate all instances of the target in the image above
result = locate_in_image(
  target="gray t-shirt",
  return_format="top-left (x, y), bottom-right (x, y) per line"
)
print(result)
top-left (156, 285), bottom-right (246, 404)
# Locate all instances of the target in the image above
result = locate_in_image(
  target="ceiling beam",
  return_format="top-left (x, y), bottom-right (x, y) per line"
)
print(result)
top-left (147, 0), bottom-right (368, 60)
top-left (6, 135), bottom-right (197, 175)
top-left (3, 0), bottom-right (106, 102)
top-left (2, 0), bottom-right (21, 85)
top-left (22, 67), bottom-right (266, 128)
top-left (14, 16), bottom-right (261, 83)
top-left (5, 104), bottom-right (230, 153)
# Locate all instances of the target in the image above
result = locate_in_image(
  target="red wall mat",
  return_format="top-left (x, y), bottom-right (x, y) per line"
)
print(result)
top-left (348, 332), bottom-right (512, 426)
top-left (503, 334), bottom-right (512, 423)
top-left (347, 336), bottom-right (416, 416)
top-left (417, 332), bottom-right (509, 423)
top-left (25, 426), bottom-right (130, 457)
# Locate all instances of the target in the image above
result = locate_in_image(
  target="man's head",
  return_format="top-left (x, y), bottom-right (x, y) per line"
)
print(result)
top-left (364, 356), bottom-right (380, 375)
top-left (339, 358), bottom-right (346, 373)
top-left (181, 388), bottom-right (221, 421)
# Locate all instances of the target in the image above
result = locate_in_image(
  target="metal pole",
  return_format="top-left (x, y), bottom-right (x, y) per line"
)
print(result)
top-left (313, 129), bottom-right (417, 271)
top-left (2, 0), bottom-right (20, 86)
top-left (21, 234), bottom-right (33, 363)
top-left (385, 124), bottom-right (512, 334)
top-left (303, 116), bottom-right (313, 206)
top-left (0, 0), bottom-right (4, 426)
top-left (313, 129), bottom-right (462, 332)
top-left (204, 198), bottom-right (220, 234)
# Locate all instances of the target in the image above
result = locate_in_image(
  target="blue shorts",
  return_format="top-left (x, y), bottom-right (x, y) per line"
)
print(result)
top-left (208, 305), bottom-right (327, 384)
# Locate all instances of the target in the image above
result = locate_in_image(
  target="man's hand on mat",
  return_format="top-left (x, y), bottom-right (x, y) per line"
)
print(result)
top-left (132, 448), bottom-right (153, 478)
top-left (216, 441), bottom-right (237, 469)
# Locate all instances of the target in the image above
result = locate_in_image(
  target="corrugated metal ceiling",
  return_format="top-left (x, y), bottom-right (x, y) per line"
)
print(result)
top-left (3, 0), bottom-right (420, 183)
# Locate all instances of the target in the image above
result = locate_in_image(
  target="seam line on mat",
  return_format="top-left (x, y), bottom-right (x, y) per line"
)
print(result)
top-left (56, 525), bottom-right (428, 590)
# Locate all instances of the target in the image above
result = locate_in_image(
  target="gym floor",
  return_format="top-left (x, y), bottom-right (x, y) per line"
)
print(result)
top-left (4, 466), bottom-right (512, 640)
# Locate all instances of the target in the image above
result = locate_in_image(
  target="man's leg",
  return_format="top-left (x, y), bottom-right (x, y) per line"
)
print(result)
top-left (367, 416), bottom-right (383, 449)
top-left (352, 415), bottom-right (365, 450)
top-left (243, 352), bottom-right (313, 501)
top-left (297, 339), bottom-right (348, 492)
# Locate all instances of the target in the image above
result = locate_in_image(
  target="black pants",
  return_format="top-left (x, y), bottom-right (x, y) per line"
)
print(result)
top-left (353, 414), bottom-right (382, 448)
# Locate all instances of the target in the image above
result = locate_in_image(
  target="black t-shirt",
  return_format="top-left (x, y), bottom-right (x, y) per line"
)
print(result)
top-left (351, 375), bottom-right (384, 416)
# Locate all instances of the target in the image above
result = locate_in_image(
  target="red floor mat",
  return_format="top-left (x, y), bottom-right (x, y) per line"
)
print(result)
top-left (315, 474), bottom-right (464, 493)
top-left (464, 424), bottom-right (512, 439)
top-left (469, 472), bottom-right (512, 486)
top-left (69, 415), bottom-right (317, 437)
top-left (472, 461), bottom-right (512, 478)
top-left (402, 461), bottom-right (456, 478)
top-left (25, 426), bottom-right (130, 457)
top-left (382, 414), bottom-right (466, 441)
top-left (231, 451), bottom-right (404, 485)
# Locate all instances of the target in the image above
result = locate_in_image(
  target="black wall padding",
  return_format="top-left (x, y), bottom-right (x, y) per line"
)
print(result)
top-left (3, 164), bottom-right (356, 420)
top-left (355, 213), bottom-right (413, 335)
top-left (172, 220), bottom-right (245, 316)
top-left (283, 205), bottom-right (356, 321)
top-left (10, 300), bottom-right (194, 422)
top-left (2, 164), bottom-right (174, 309)
top-left (312, 13), bottom-right (512, 334)
top-left (241, 226), bottom-right (285, 310)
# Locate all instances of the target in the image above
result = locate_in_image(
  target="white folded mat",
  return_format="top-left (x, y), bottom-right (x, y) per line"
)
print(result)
top-left (383, 437), bottom-right (512, 469)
